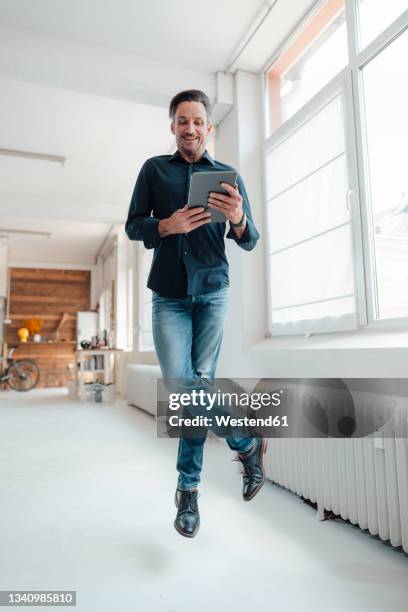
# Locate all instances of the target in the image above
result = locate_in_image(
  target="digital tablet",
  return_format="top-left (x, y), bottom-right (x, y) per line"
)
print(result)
top-left (187, 170), bottom-right (238, 223)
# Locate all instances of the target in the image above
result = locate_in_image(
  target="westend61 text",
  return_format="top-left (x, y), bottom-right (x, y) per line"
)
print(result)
top-left (168, 414), bottom-right (289, 427)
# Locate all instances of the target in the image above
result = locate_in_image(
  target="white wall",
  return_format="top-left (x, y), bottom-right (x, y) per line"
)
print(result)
top-left (0, 237), bottom-right (8, 298)
top-left (215, 70), bottom-right (408, 379)
top-left (215, 71), bottom-right (266, 377)
top-left (125, 245), bottom-right (158, 367)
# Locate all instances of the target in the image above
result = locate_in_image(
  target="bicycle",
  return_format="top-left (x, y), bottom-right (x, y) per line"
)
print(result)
top-left (0, 346), bottom-right (40, 391)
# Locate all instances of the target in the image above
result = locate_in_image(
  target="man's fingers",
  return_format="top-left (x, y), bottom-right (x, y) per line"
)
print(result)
top-left (183, 206), bottom-right (203, 217)
top-left (189, 211), bottom-right (211, 223)
top-left (175, 205), bottom-right (203, 216)
top-left (208, 193), bottom-right (238, 207)
top-left (208, 192), bottom-right (228, 203)
top-left (220, 182), bottom-right (238, 194)
top-left (208, 200), bottom-right (228, 210)
top-left (185, 207), bottom-right (210, 219)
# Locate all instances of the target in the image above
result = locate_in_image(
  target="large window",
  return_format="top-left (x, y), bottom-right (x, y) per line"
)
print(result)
top-left (265, 0), bottom-right (408, 335)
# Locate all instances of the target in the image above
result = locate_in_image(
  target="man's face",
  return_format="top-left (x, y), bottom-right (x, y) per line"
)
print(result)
top-left (171, 101), bottom-right (213, 160)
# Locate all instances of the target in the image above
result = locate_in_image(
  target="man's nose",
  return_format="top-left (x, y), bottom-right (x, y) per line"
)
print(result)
top-left (185, 121), bottom-right (195, 132)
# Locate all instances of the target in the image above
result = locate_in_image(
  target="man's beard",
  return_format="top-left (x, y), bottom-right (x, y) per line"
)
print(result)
top-left (177, 137), bottom-right (205, 160)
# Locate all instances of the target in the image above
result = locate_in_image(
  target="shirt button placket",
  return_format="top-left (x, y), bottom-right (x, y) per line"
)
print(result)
top-left (183, 231), bottom-right (188, 256)
top-left (184, 164), bottom-right (193, 289)
top-left (186, 163), bottom-right (193, 244)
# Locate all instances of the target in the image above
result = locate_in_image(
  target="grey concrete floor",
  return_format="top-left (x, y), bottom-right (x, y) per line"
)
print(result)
top-left (0, 388), bottom-right (407, 612)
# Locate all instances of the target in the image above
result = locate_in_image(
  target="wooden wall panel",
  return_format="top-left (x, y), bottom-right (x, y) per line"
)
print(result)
top-left (4, 268), bottom-right (91, 388)
top-left (6, 343), bottom-right (77, 389)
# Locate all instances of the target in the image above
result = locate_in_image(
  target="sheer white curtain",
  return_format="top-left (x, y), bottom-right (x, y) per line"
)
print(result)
top-left (266, 87), bottom-right (357, 334)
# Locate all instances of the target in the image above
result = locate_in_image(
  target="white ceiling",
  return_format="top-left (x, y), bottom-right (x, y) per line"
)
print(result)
top-left (0, 0), bottom-right (266, 72)
top-left (1, 215), bottom-right (112, 266)
top-left (0, 77), bottom-right (174, 265)
top-left (0, 0), bottom-right (318, 265)
top-left (0, 78), bottom-right (173, 222)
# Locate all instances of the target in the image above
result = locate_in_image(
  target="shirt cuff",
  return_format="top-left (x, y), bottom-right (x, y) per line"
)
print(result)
top-left (226, 219), bottom-right (254, 244)
top-left (143, 217), bottom-right (161, 249)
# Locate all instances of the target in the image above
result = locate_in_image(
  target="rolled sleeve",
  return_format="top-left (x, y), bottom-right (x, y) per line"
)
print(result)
top-left (125, 160), bottom-right (161, 249)
top-left (226, 173), bottom-right (259, 251)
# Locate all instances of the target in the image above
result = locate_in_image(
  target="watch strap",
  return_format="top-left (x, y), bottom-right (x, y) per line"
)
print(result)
top-left (230, 212), bottom-right (246, 227)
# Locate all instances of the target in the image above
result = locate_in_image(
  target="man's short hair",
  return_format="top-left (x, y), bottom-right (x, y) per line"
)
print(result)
top-left (169, 90), bottom-right (212, 122)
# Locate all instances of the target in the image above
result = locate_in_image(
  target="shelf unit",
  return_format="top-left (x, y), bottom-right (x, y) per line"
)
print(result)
top-left (76, 349), bottom-right (121, 400)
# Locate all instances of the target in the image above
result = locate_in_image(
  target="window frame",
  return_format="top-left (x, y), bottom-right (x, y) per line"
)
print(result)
top-left (263, 68), bottom-right (366, 335)
top-left (348, 2), bottom-right (408, 330)
top-left (262, 0), bottom-right (408, 335)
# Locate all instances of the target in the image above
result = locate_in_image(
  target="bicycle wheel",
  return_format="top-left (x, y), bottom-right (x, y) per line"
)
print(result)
top-left (7, 359), bottom-right (40, 391)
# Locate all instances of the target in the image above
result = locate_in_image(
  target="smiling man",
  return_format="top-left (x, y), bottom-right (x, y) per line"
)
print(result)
top-left (125, 89), bottom-right (265, 538)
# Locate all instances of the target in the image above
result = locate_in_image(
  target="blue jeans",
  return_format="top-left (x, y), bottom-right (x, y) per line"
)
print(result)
top-left (152, 288), bottom-right (254, 490)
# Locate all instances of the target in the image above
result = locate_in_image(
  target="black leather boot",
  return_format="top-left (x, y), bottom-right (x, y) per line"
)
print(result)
top-left (174, 489), bottom-right (200, 538)
top-left (236, 439), bottom-right (268, 501)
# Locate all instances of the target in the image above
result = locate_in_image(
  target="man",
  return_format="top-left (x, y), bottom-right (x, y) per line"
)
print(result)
top-left (125, 89), bottom-right (266, 538)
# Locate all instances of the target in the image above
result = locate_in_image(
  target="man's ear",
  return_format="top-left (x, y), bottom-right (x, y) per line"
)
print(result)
top-left (170, 122), bottom-right (175, 135)
top-left (207, 122), bottom-right (214, 136)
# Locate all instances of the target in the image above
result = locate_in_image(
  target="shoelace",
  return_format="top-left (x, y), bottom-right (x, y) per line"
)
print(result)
top-left (178, 492), bottom-right (199, 515)
top-left (233, 454), bottom-right (262, 482)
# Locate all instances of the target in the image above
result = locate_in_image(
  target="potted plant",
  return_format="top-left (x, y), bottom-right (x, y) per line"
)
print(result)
top-left (22, 318), bottom-right (44, 342)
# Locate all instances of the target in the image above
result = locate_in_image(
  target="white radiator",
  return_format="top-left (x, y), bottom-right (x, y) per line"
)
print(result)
top-left (264, 433), bottom-right (408, 553)
top-left (265, 379), bottom-right (408, 553)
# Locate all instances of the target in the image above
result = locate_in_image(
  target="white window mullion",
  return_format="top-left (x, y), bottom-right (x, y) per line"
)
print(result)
top-left (345, 0), bottom-right (359, 65)
top-left (342, 67), bottom-right (368, 326)
top-left (349, 54), bottom-right (377, 325)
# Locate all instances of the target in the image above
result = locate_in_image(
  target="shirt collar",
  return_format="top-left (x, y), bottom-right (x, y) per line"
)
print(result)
top-left (167, 149), bottom-right (215, 166)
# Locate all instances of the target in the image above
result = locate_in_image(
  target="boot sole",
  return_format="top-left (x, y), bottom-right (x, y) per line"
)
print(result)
top-left (174, 518), bottom-right (200, 538)
top-left (243, 438), bottom-right (268, 502)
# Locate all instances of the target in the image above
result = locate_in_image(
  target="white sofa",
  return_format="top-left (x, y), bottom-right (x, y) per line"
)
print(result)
top-left (126, 363), bottom-right (161, 416)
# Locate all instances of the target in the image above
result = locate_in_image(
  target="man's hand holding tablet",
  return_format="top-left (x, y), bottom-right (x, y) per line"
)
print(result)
top-left (207, 182), bottom-right (244, 226)
top-left (158, 170), bottom-right (246, 237)
top-left (158, 206), bottom-right (211, 237)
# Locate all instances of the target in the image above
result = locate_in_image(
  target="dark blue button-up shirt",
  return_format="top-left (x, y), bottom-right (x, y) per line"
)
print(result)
top-left (125, 149), bottom-right (259, 298)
